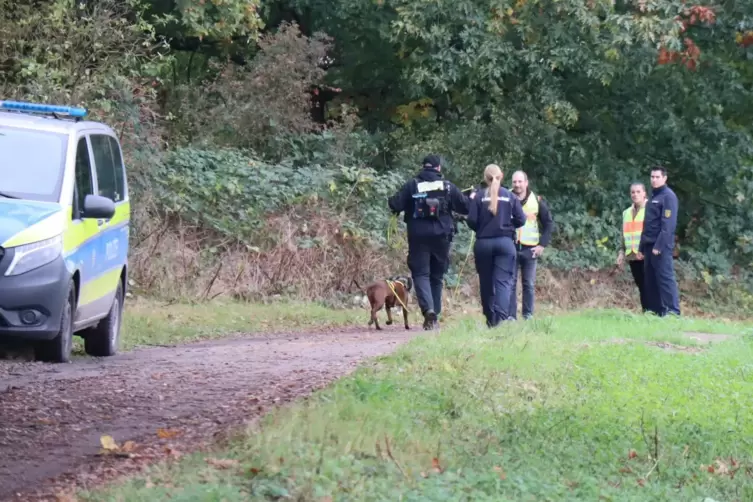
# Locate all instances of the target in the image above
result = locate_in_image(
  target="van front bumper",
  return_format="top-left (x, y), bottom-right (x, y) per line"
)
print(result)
top-left (0, 249), bottom-right (70, 342)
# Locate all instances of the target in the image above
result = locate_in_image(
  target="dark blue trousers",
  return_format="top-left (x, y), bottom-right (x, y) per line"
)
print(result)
top-left (407, 234), bottom-right (452, 318)
top-left (644, 251), bottom-right (680, 316)
top-left (509, 246), bottom-right (537, 320)
top-left (474, 236), bottom-right (517, 327)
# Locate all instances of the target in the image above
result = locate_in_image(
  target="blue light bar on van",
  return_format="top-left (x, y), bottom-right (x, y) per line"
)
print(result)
top-left (0, 100), bottom-right (87, 118)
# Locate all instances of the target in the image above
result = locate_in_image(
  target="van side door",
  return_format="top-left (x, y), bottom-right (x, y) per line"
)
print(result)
top-left (68, 135), bottom-right (101, 324)
top-left (87, 133), bottom-right (128, 319)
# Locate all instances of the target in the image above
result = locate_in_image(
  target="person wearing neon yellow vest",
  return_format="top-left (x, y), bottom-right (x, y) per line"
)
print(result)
top-left (508, 171), bottom-right (554, 320)
top-left (616, 182), bottom-right (649, 312)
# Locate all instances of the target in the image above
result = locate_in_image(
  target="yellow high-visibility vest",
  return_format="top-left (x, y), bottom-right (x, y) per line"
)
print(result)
top-left (516, 191), bottom-right (540, 246)
top-left (622, 205), bottom-right (645, 255)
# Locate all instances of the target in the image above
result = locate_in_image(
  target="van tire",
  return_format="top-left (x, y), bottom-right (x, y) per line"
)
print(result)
top-left (84, 279), bottom-right (124, 357)
top-left (35, 279), bottom-right (76, 363)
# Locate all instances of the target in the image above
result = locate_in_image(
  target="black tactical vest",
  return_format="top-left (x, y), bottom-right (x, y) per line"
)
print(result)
top-left (411, 178), bottom-right (451, 220)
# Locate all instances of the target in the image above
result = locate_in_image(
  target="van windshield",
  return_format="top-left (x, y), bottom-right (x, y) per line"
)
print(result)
top-left (0, 126), bottom-right (68, 203)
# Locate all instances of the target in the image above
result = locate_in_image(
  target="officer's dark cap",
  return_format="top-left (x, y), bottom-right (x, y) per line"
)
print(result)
top-left (422, 155), bottom-right (441, 170)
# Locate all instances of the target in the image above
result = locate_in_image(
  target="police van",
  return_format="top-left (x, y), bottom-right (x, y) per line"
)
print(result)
top-left (0, 100), bottom-right (130, 363)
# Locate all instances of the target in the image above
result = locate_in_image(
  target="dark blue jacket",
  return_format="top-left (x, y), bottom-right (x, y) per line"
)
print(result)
top-left (388, 168), bottom-right (470, 238)
top-left (467, 185), bottom-right (554, 247)
top-left (639, 184), bottom-right (679, 254)
top-left (466, 186), bottom-right (526, 239)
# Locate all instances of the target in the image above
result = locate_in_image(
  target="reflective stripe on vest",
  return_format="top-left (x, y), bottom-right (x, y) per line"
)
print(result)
top-left (622, 205), bottom-right (645, 254)
top-left (516, 191), bottom-right (540, 246)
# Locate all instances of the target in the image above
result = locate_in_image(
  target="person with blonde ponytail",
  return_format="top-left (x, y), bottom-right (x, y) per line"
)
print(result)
top-left (466, 164), bottom-right (526, 327)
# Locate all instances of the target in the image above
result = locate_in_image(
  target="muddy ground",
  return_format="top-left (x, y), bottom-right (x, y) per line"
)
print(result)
top-left (0, 327), bottom-right (423, 501)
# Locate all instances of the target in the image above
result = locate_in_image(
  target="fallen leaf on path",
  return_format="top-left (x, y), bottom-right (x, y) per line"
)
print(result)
top-left (96, 435), bottom-right (142, 458)
top-left (157, 428), bottom-right (181, 439)
top-left (100, 435), bottom-right (119, 451)
top-left (205, 457), bottom-right (239, 469)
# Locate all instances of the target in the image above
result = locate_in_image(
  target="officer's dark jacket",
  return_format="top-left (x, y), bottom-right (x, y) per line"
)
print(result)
top-left (639, 184), bottom-right (679, 254)
top-left (519, 189), bottom-right (554, 247)
top-left (388, 168), bottom-right (470, 238)
top-left (466, 186), bottom-right (526, 239)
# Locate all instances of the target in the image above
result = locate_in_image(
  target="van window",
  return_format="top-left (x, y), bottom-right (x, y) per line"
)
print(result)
top-left (107, 136), bottom-right (126, 200)
top-left (74, 137), bottom-right (94, 218)
top-left (90, 134), bottom-right (124, 202)
top-left (0, 126), bottom-right (67, 202)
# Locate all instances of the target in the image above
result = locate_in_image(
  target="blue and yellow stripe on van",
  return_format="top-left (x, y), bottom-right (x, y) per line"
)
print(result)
top-left (63, 202), bottom-right (130, 306)
top-left (0, 199), bottom-right (130, 308)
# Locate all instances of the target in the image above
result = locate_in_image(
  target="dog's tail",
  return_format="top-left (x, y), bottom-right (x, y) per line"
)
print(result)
top-left (351, 278), bottom-right (366, 295)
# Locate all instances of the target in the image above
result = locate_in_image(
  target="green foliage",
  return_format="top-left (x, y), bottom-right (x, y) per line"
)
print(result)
top-left (0, 0), bottom-right (168, 101)
top-left (154, 146), bottom-right (405, 247)
top-left (161, 22), bottom-right (332, 154)
top-left (148, 0), bottom-right (264, 43)
top-left (322, 0), bottom-right (753, 276)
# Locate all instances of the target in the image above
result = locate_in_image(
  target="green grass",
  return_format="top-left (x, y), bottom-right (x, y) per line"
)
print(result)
top-left (82, 309), bottom-right (753, 501)
top-left (75, 298), bottom-right (367, 352)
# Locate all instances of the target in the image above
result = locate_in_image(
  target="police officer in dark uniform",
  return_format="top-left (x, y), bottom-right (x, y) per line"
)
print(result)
top-left (388, 155), bottom-right (470, 330)
top-left (466, 164), bottom-right (526, 327)
top-left (639, 165), bottom-right (681, 316)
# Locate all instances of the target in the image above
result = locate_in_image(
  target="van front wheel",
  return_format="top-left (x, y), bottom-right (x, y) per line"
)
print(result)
top-left (83, 279), bottom-right (124, 357)
top-left (35, 279), bottom-right (76, 363)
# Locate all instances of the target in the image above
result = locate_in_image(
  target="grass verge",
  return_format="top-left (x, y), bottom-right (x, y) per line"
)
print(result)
top-left (85, 298), bottom-right (368, 352)
top-left (81, 309), bottom-right (753, 501)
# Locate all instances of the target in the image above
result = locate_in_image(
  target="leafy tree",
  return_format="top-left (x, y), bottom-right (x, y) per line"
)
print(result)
top-left (290, 0), bottom-right (753, 276)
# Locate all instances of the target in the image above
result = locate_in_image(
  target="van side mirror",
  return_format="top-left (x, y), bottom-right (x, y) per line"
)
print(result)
top-left (82, 194), bottom-right (116, 220)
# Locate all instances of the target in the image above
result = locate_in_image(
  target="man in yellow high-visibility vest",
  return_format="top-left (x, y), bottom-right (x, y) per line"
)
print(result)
top-left (616, 182), bottom-right (649, 312)
top-left (508, 171), bottom-right (554, 320)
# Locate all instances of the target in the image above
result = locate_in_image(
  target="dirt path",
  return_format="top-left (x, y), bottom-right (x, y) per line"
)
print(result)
top-left (0, 327), bottom-right (423, 501)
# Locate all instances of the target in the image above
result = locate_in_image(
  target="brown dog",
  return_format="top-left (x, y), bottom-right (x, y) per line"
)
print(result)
top-left (356, 275), bottom-right (413, 330)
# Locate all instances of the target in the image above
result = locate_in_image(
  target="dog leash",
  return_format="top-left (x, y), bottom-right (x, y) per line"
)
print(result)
top-left (386, 280), bottom-right (409, 312)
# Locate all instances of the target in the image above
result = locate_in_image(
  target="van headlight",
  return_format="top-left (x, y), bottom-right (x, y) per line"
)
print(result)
top-left (5, 235), bottom-right (63, 277)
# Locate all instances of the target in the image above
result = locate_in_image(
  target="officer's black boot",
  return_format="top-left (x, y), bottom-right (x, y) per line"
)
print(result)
top-left (423, 310), bottom-right (438, 331)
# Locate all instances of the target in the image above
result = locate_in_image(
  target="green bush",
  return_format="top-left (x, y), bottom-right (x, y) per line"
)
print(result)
top-left (153, 147), bottom-right (406, 247)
